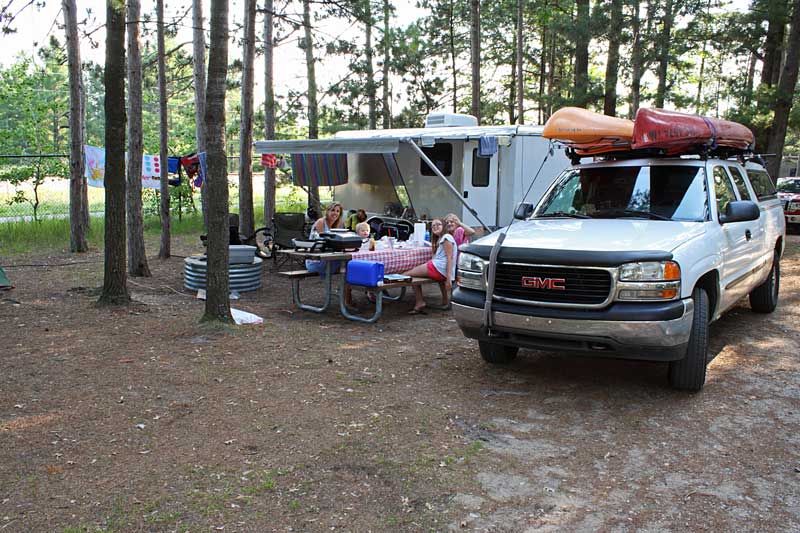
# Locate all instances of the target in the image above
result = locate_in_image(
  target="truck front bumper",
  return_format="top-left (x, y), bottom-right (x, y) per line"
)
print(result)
top-left (452, 288), bottom-right (694, 361)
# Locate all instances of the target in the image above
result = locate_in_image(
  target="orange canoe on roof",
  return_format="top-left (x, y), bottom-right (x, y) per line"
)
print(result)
top-left (542, 107), bottom-right (634, 155)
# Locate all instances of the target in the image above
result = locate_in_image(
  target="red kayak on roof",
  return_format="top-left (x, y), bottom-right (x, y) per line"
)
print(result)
top-left (542, 107), bottom-right (634, 155)
top-left (632, 108), bottom-right (755, 155)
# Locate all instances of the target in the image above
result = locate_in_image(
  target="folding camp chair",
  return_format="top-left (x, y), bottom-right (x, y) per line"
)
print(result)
top-left (271, 212), bottom-right (308, 269)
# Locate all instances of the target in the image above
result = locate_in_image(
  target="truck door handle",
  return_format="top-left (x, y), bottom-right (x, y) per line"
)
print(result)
top-left (745, 229), bottom-right (752, 240)
top-left (463, 191), bottom-right (469, 198)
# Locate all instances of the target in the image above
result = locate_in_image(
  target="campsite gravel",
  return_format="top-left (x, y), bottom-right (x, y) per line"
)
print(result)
top-left (1, 234), bottom-right (799, 532)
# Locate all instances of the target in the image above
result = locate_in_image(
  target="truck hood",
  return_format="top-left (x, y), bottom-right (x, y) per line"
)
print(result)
top-left (462, 219), bottom-right (706, 266)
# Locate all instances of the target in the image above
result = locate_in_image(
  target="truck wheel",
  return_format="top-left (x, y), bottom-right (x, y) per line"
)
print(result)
top-left (749, 251), bottom-right (780, 314)
top-left (668, 287), bottom-right (709, 392)
top-left (479, 342), bottom-right (518, 364)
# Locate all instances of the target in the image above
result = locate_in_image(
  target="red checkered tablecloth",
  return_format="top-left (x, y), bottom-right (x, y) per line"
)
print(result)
top-left (350, 246), bottom-right (432, 275)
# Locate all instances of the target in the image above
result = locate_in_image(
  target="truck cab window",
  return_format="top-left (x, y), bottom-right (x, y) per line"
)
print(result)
top-left (713, 166), bottom-right (737, 219)
top-left (727, 166), bottom-right (752, 201)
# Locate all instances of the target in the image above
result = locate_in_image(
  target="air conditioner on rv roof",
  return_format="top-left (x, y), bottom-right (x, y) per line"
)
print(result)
top-left (424, 113), bottom-right (479, 128)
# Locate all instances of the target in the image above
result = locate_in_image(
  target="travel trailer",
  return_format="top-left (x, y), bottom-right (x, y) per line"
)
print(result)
top-left (254, 113), bottom-right (569, 230)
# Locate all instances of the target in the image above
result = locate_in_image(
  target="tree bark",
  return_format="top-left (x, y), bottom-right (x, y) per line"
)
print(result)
top-left (126, 0), bottom-right (151, 277)
top-left (263, 0), bottom-right (276, 226)
top-left (470, 0), bottom-right (480, 123)
top-left (655, 0), bottom-right (674, 109)
top-left (193, 0), bottom-right (209, 228)
top-left (449, 0), bottom-right (457, 112)
top-left (743, 51), bottom-right (756, 107)
top-left (203, 0), bottom-right (233, 323)
top-left (302, 0), bottom-right (320, 214)
top-left (157, 0), bottom-right (170, 259)
top-left (766, 0), bottom-right (800, 181)
top-left (98, 0), bottom-right (130, 306)
top-left (603, 0), bottom-right (622, 116)
top-left (538, 23), bottom-right (546, 124)
top-left (515, 0), bottom-right (522, 124)
top-left (573, 0), bottom-right (590, 108)
top-left (63, 0), bottom-right (88, 253)
top-left (508, 25), bottom-right (516, 124)
top-left (382, 0), bottom-right (391, 128)
top-left (761, 0), bottom-right (789, 88)
top-left (364, 0), bottom-right (377, 129)
top-left (238, 0), bottom-right (256, 239)
top-left (629, 0), bottom-right (643, 118)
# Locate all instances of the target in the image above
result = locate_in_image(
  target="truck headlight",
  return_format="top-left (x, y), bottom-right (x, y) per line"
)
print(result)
top-left (457, 253), bottom-right (486, 290)
top-left (617, 261), bottom-right (681, 300)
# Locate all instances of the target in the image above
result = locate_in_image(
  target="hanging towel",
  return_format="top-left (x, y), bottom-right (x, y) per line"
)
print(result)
top-left (478, 136), bottom-right (498, 157)
top-left (84, 145), bottom-right (106, 187)
top-left (197, 152), bottom-right (207, 187)
top-left (290, 153), bottom-right (348, 187)
top-left (167, 156), bottom-right (181, 174)
top-left (261, 153), bottom-right (277, 168)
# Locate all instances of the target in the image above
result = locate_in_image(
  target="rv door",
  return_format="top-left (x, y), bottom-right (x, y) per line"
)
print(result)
top-left (462, 141), bottom-right (498, 227)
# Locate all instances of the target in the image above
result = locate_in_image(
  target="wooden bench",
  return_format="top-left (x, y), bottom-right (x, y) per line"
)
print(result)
top-left (340, 276), bottom-right (444, 323)
top-left (278, 268), bottom-right (341, 313)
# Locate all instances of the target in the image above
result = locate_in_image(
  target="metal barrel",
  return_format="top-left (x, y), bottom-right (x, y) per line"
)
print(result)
top-left (183, 256), bottom-right (263, 292)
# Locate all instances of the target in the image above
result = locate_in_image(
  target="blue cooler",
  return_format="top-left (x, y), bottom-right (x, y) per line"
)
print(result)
top-left (346, 260), bottom-right (384, 287)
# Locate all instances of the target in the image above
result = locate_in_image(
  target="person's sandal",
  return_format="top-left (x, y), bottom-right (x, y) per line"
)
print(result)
top-left (428, 303), bottom-right (452, 311)
top-left (407, 307), bottom-right (427, 315)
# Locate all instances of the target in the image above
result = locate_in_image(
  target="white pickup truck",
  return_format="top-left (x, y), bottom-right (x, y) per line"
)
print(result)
top-left (452, 156), bottom-right (786, 391)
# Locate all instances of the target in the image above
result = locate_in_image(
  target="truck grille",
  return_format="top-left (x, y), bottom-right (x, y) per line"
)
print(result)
top-left (493, 263), bottom-right (612, 305)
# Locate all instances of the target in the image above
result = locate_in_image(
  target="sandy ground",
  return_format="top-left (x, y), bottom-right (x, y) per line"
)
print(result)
top-left (0, 233), bottom-right (798, 532)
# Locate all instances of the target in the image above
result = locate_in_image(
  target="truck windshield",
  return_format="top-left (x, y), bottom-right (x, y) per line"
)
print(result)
top-left (536, 165), bottom-right (708, 222)
top-left (777, 179), bottom-right (800, 193)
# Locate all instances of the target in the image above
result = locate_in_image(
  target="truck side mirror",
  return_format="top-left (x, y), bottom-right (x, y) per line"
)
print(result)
top-left (514, 202), bottom-right (535, 220)
top-left (719, 200), bottom-right (760, 224)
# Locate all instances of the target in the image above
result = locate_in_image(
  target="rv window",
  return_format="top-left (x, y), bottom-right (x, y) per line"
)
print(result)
top-left (472, 148), bottom-right (490, 187)
top-left (420, 143), bottom-right (452, 176)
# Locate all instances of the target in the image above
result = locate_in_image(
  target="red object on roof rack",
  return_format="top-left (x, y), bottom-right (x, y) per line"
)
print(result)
top-left (631, 108), bottom-right (755, 155)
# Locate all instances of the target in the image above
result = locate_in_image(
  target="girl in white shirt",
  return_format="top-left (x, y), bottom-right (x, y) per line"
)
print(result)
top-left (402, 218), bottom-right (456, 314)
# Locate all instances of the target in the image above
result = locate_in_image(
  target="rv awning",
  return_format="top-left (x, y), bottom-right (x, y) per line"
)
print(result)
top-left (254, 138), bottom-right (400, 154)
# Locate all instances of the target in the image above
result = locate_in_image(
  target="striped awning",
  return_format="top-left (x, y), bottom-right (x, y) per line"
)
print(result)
top-left (290, 153), bottom-right (348, 187)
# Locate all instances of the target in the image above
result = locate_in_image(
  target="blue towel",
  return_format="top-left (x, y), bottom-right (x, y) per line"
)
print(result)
top-left (167, 156), bottom-right (181, 174)
top-left (479, 136), bottom-right (498, 157)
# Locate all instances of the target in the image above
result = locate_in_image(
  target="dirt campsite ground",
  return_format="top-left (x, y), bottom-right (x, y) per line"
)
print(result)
top-left (1, 232), bottom-right (799, 532)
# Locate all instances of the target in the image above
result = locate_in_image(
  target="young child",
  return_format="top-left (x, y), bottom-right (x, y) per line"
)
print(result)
top-left (355, 221), bottom-right (375, 251)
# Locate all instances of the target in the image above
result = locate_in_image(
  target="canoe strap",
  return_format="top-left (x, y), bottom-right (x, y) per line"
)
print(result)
top-left (482, 141), bottom-right (554, 334)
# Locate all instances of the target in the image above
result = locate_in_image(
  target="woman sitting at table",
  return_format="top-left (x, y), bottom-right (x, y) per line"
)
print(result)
top-left (306, 201), bottom-right (344, 276)
top-left (402, 218), bottom-right (456, 315)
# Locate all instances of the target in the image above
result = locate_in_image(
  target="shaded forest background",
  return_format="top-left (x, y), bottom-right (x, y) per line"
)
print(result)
top-left (1, 0), bottom-right (799, 161)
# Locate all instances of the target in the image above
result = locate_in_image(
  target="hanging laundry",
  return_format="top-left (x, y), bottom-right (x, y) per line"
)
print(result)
top-left (261, 153), bottom-right (277, 169)
top-left (84, 145), bottom-right (106, 187)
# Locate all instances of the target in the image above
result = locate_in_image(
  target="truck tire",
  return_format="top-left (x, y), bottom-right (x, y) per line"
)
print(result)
top-left (479, 341), bottom-right (518, 364)
top-left (668, 287), bottom-right (709, 392)
top-left (749, 251), bottom-right (780, 314)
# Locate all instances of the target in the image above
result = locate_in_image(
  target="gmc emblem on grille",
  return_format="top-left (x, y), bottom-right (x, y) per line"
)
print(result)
top-left (521, 276), bottom-right (566, 290)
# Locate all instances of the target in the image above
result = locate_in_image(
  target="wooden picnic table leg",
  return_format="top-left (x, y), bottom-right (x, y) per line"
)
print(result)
top-left (291, 262), bottom-right (334, 313)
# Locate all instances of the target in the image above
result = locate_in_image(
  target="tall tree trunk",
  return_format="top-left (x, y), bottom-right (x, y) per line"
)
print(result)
top-left (470, 0), bottom-right (480, 122)
top-left (126, 0), bottom-right (150, 277)
top-left (539, 24), bottom-right (546, 124)
top-left (203, 0), bottom-right (233, 323)
top-left (302, 0), bottom-right (320, 214)
top-left (98, 0), bottom-right (130, 305)
top-left (573, 0), bottom-right (590, 107)
top-left (193, 0), bottom-right (209, 228)
top-left (694, 0), bottom-right (711, 114)
top-left (761, 0), bottom-right (789, 88)
top-left (263, 0), bottom-right (276, 226)
top-left (629, 0), bottom-right (643, 118)
top-left (766, 0), bottom-right (800, 181)
top-left (516, 0), bottom-right (523, 124)
top-left (603, 0), bottom-right (622, 116)
top-left (508, 28), bottom-right (516, 124)
top-left (239, 0), bottom-right (256, 239)
top-left (547, 30), bottom-right (555, 117)
top-left (364, 0), bottom-right (377, 129)
top-left (655, 0), bottom-right (674, 108)
top-left (449, 0), bottom-right (458, 113)
top-left (81, 80), bottom-right (90, 230)
top-left (382, 0), bottom-right (391, 128)
top-left (157, 0), bottom-right (170, 258)
top-left (743, 51), bottom-right (756, 107)
top-left (63, 0), bottom-right (87, 253)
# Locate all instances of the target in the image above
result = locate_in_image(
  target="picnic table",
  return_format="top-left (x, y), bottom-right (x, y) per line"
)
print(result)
top-left (277, 245), bottom-right (434, 322)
